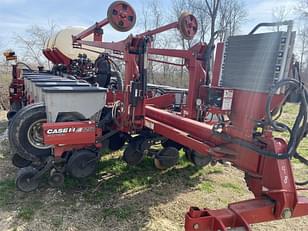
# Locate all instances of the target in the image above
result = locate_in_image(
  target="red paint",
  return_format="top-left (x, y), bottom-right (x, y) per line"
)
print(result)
top-left (43, 121), bottom-right (97, 145)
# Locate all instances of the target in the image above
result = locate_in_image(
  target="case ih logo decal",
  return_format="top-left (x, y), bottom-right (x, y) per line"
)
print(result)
top-left (46, 127), bottom-right (95, 135)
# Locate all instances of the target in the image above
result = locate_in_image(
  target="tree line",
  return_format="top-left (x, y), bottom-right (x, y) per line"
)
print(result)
top-left (2, 0), bottom-right (308, 87)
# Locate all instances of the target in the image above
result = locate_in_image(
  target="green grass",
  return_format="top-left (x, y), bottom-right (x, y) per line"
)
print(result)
top-left (205, 166), bottom-right (224, 175)
top-left (220, 182), bottom-right (242, 193)
top-left (58, 146), bottom-right (228, 205)
top-left (0, 179), bottom-right (15, 207)
top-left (17, 207), bottom-right (35, 221)
top-left (101, 205), bottom-right (135, 221)
top-left (198, 180), bottom-right (214, 193)
top-left (81, 151), bottom-right (212, 203)
top-left (63, 177), bottom-right (81, 189)
top-left (50, 215), bottom-right (63, 227)
top-left (278, 104), bottom-right (308, 156)
top-left (16, 200), bottom-right (43, 221)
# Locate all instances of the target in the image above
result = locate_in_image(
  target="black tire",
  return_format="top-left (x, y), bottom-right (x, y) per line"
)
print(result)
top-left (185, 150), bottom-right (212, 167)
top-left (7, 101), bottom-right (22, 120)
top-left (154, 147), bottom-right (179, 170)
top-left (9, 103), bottom-right (50, 161)
top-left (8, 103), bottom-right (43, 153)
top-left (67, 150), bottom-right (98, 178)
top-left (7, 110), bottom-right (17, 121)
top-left (12, 153), bottom-right (32, 168)
top-left (16, 166), bottom-right (39, 192)
top-left (48, 169), bottom-right (65, 187)
top-left (123, 136), bottom-right (145, 166)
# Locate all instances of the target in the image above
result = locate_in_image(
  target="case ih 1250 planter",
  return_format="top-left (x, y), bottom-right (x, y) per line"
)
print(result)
top-left (6, 1), bottom-right (308, 230)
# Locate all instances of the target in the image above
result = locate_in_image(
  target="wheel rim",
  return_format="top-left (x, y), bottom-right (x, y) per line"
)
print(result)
top-left (154, 158), bottom-right (167, 170)
top-left (17, 173), bottom-right (38, 192)
top-left (107, 1), bottom-right (136, 32)
top-left (68, 153), bottom-right (97, 178)
top-left (178, 12), bottom-right (198, 40)
top-left (49, 172), bottom-right (64, 187)
top-left (27, 119), bottom-right (51, 149)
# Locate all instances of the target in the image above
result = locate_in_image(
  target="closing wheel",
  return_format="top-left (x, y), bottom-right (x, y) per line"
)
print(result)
top-left (16, 166), bottom-right (39, 192)
top-left (12, 153), bottom-right (32, 168)
top-left (67, 150), bottom-right (98, 178)
top-left (9, 103), bottom-right (51, 162)
top-left (48, 169), bottom-right (65, 187)
top-left (123, 136), bottom-right (145, 165)
top-left (107, 1), bottom-right (136, 32)
top-left (178, 12), bottom-right (198, 40)
top-left (154, 147), bottom-right (179, 170)
top-left (186, 150), bottom-right (212, 167)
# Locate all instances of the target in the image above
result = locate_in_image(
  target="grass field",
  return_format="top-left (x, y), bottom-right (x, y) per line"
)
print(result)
top-left (0, 70), bottom-right (10, 110)
top-left (1, 103), bottom-right (308, 230)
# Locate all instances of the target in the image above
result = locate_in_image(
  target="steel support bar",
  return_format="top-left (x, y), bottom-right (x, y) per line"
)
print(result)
top-left (76, 40), bottom-right (126, 52)
top-left (148, 58), bottom-right (185, 67)
top-left (145, 105), bottom-right (220, 145)
top-left (144, 117), bottom-right (213, 155)
top-left (148, 48), bottom-right (192, 59)
top-left (138, 22), bottom-right (178, 37)
top-left (185, 195), bottom-right (308, 231)
top-left (145, 94), bottom-right (175, 108)
top-left (185, 198), bottom-right (275, 231)
top-left (73, 18), bottom-right (109, 42)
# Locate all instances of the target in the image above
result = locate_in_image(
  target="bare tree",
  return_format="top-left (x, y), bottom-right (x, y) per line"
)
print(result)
top-left (204, 0), bottom-right (220, 38)
top-left (139, 0), bottom-right (166, 83)
top-left (297, 24), bottom-right (308, 72)
top-left (171, 0), bottom-right (197, 84)
top-left (272, 6), bottom-right (290, 31)
top-left (218, 0), bottom-right (247, 41)
top-left (297, 0), bottom-right (308, 17)
top-left (15, 21), bottom-right (57, 68)
top-left (295, 1), bottom-right (308, 74)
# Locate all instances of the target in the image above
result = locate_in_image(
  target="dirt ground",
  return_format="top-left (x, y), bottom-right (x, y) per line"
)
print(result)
top-left (1, 109), bottom-right (308, 231)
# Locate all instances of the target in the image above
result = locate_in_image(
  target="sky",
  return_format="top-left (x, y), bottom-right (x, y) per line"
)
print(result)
top-left (0, 0), bottom-right (301, 51)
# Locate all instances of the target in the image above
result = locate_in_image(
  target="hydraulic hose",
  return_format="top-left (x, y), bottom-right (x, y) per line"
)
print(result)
top-left (265, 78), bottom-right (308, 158)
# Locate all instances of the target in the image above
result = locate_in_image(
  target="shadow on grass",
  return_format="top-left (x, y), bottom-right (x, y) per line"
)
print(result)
top-left (0, 145), bottom-right (223, 229)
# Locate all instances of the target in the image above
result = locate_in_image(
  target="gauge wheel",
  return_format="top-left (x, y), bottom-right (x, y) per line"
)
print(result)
top-left (16, 166), bottom-right (39, 192)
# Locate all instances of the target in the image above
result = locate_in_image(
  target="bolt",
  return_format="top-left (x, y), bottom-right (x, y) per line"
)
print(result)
top-left (193, 223), bottom-right (199, 230)
top-left (281, 208), bottom-right (292, 219)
